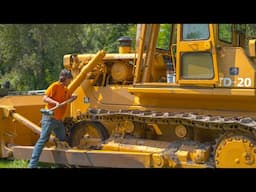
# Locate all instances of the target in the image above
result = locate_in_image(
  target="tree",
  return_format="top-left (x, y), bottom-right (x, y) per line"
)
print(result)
top-left (0, 24), bottom-right (133, 91)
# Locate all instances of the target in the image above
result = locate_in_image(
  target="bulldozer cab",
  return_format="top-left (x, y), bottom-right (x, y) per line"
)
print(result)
top-left (175, 24), bottom-right (218, 85)
top-left (134, 24), bottom-right (219, 86)
top-left (133, 24), bottom-right (254, 88)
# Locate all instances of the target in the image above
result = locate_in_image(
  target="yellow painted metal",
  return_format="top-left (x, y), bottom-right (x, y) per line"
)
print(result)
top-left (69, 83), bottom-right (91, 117)
top-left (0, 95), bottom-right (54, 158)
top-left (175, 147), bottom-right (210, 165)
top-left (175, 150), bottom-right (189, 162)
top-left (151, 53), bottom-right (167, 82)
top-left (11, 112), bottom-right (55, 143)
top-left (1, 105), bottom-right (15, 118)
top-left (147, 123), bottom-right (162, 136)
top-left (101, 141), bottom-right (164, 153)
top-left (68, 50), bottom-right (106, 93)
top-left (217, 47), bottom-right (256, 88)
top-left (119, 46), bottom-right (131, 54)
top-left (142, 24), bottom-right (160, 82)
top-left (111, 62), bottom-right (133, 82)
top-left (215, 135), bottom-right (256, 168)
top-left (177, 163), bottom-right (209, 168)
top-left (11, 143), bottom-right (212, 168)
top-left (64, 53), bottom-right (136, 71)
top-left (174, 125), bottom-right (187, 138)
top-left (84, 86), bottom-right (135, 110)
top-left (190, 149), bottom-right (210, 164)
top-left (176, 24), bottom-right (219, 85)
top-left (12, 146), bottom-right (152, 168)
top-left (152, 153), bottom-right (166, 168)
top-left (119, 120), bottom-right (134, 134)
top-left (0, 96), bottom-right (44, 149)
top-left (248, 39), bottom-right (256, 57)
top-left (129, 85), bottom-right (256, 96)
top-left (134, 24), bottom-right (147, 84)
top-left (128, 86), bottom-right (256, 117)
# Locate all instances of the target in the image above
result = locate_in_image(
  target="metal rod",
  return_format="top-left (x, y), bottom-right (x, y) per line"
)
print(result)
top-left (10, 112), bottom-right (55, 143)
top-left (68, 50), bottom-right (106, 93)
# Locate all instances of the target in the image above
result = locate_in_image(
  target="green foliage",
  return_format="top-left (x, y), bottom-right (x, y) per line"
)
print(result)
top-left (0, 24), bottom-right (132, 90)
top-left (157, 24), bottom-right (172, 50)
top-left (0, 69), bottom-right (24, 90)
top-left (219, 24), bottom-right (232, 43)
top-left (0, 159), bottom-right (64, 168)
top-left (246, 24), bottom-right (256, 38)
top-left (81, 24), bottom-right (134, 53)
top-left (183, 24), bottom-right (209, 40)
top-left (0, 159), bottom-right (29, 168)
top-left (186, 31), bottom-right (201, 39)
top-left (127, 24), bottom-right (137, 50)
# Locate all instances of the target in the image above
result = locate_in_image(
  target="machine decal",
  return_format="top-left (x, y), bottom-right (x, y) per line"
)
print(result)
top-left (229, 67), bottom-right (239, 76)
top-left (219, 77), bottom-right (252, 87)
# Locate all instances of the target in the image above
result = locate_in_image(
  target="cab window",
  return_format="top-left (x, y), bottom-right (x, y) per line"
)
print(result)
top-left (183, 24), bottom-right (209, 40)
top-left (156, 24), bottom-right (172, 50)
top-left (218, 24), bottom-right (232, 43)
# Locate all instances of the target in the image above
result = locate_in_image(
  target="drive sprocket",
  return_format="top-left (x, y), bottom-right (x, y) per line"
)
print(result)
top-left (214, 134), bottom-right (256, 168)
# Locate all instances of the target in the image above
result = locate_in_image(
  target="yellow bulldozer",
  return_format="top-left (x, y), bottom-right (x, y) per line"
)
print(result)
top-left (1, 24), bottom-right (256, 168)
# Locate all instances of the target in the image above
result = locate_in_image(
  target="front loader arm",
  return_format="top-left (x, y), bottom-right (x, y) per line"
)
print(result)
top-left (67, 50), bottom-right (106, 93)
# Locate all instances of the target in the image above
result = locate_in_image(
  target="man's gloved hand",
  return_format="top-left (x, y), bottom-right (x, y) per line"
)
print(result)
top-left (71, 94), bottom-right (77, 101)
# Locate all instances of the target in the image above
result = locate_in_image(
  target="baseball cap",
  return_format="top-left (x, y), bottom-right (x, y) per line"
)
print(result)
top-left (59, 69), bottom-right (73, 81)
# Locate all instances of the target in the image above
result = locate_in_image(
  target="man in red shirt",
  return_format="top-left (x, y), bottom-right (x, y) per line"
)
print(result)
top-left (28, 69), bottom-right (77, 168)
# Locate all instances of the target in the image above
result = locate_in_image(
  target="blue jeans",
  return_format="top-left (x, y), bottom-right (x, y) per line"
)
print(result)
top-left (28, 114), bottom-right (65, 168)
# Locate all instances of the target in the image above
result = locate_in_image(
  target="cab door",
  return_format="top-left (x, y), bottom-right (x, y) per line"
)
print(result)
top-left (175, 24), bottom-right (218, 85)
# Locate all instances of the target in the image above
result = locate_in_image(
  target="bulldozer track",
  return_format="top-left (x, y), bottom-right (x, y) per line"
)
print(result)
top-left (74, 108), bottom-right (256, 137)
top-left (62, 108), bottom-right (256, 167)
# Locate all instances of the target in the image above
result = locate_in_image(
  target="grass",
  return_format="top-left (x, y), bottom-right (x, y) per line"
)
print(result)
top-left (0, 159), bottom-right (29, 168)
top-left (0, 159), bottom-right (63, 168)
